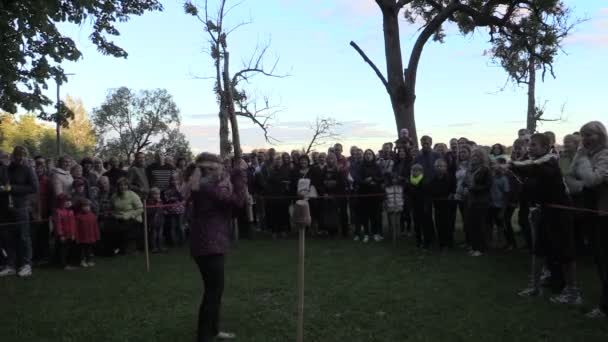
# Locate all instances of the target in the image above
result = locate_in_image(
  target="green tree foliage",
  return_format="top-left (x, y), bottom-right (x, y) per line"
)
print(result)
top-left (486, 2), bottom-right (574, 84)
top-left (147, 128), bottom-right (193, 162)
top-left (92, 87), bottom-right (181, 162)
top-left (0, 0), bottom-right (163, 120)
top-left (0, 99), bottom-right (96, 160)
top-left (63, 96), bottom-right (96, 150)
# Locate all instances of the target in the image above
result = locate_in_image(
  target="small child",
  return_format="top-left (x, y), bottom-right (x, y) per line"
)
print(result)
top-left (71, 179), bottom-right (95, 211)
top-left (384, 173), bottom-right (404, 243)
top-left (74, 198), bottom-right (100, 267)
top-left (488, 158), bottom-right (513, 249)
top-left (147, 187), bottom-right (166, 253)
top-left (429, 159), bottom-right (456, 250)
top-left (53, 194), bottom-right (76, 270)
top-left (163, 174), bottom-right (185, 246)
top-left (406, 163), bottom-right (434, 249)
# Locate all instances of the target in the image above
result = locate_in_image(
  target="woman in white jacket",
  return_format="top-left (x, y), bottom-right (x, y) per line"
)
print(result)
top-left (51, 156), bottom-right (74, 205)
top-left (568, 121), bottom-right (608, 318)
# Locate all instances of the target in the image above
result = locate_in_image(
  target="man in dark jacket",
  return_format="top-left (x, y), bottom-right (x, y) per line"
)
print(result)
top-left (414, 135), bottom-right (440, 181)
top-left (0, 150), bottom-right (10, 269)
top-left (512, 133), bottom-right (580, 304)
top-left (0, 146), bottom-right (38, 277)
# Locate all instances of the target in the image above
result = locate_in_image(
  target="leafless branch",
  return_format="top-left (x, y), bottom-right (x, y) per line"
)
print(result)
top-left (235, 96), bottom-right (283, 143)
top-left (350, 41), bottom-right (389, 92)
top-left (232, 40), bottom-right (288, 86)
top-left (305, 116), bottom-right (342, 154)
top-left (535, 100), bottom-right (566, 123)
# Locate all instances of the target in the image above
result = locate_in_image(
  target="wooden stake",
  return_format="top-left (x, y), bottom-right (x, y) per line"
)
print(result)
top-left (297, 224), bottom-right (305, 342)
top-left (143, 205), bottom-right (150, 272)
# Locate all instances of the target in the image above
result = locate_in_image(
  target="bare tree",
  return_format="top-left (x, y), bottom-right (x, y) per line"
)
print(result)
top-left (351, 0), bottom-right (576, 145)
top-left (304, 117), bottom-right (342, 155)
top-left (185, 0), bottom-right (286, 159)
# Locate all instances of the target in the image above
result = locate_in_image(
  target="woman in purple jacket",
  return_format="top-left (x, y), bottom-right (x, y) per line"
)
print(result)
top-left (186, 152), bottom-right (246, 342)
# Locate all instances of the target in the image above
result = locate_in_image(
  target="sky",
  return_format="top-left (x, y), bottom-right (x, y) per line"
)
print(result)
top-left (39, 0), bottom-right (608, 154)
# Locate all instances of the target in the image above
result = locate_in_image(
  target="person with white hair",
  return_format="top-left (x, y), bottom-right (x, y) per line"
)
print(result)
top-left (569, 121), bottom-right (608, 318)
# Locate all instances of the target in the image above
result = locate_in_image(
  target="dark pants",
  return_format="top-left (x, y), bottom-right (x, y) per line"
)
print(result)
top-left (488, 207), bottom-right (515, 247)
top-left (504, 206), bottom-right (518, 248)
top-left (266, 200), bottom-right (290, 234)
top-left (166, 214), bottom-right (184, 246)
top-left (32, 219), bottom-right (50, 262)
top-left (459, 202), bottom-right (469, 245)
top-left (466, 206), bottom-right (488, 252)
top-left (107, 219), bottom-right (142, 254)
top-left (194, 254), bottom-right (225, 342)
top-left (337, 198), bottom-right (349, 237)
top-left (356, 197), bottom-right (382, 237)
top-left (4, 208), bottom-right (32, 269)
top-left (434, 202), bottom-right (453, 248)
top-left (447, 202), bottom-right (457, 238)
top-left (413, 205), bottom-right (434, 248)
top-left (518, 201), bottom-right (532, 249)
top-left (56, 238), bottom-right (74, 267)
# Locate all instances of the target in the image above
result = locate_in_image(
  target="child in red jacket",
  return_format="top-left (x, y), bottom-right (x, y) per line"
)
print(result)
top-left (75, 198), bottom-right (100, 267)
top-left (53, 194), bottom-right (76, 270)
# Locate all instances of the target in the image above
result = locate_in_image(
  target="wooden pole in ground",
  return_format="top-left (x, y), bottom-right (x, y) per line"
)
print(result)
top-left (297, 222), bottom-right (305, 342)
top-left (292, 199), bottom-right (310, 342)
top-left (143, 205), bottom-right (150, 272)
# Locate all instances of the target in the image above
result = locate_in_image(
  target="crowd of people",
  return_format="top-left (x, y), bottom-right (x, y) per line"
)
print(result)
top-left (1, 121), bottom-right (607, 321)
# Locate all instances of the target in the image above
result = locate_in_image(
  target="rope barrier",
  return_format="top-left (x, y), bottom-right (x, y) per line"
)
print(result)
top-left (1, 194), bottom-right (606, 228)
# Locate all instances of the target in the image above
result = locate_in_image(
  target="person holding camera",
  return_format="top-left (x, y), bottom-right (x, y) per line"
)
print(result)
top-left (186, 152), bottom-right (246, 342)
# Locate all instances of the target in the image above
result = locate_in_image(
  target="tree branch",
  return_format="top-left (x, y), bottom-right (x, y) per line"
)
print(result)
top-left (396, 0), bottom-right (414, 9)
top-left (305, 116), bottom-right (341, 154)
top-left (235, 97), bottom-right (282, 143)
top-left (350, 41), bottom-right (389, 92)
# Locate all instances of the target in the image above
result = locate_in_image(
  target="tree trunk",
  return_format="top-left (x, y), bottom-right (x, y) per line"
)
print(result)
top-left (224, 52), bottom-right (242, 160)
top-left (526, 56), bottom-right (537, 133)
top-left (219, 103), bottom-right (231, 158)
top-left (380, 5), bottom-right (418, 144)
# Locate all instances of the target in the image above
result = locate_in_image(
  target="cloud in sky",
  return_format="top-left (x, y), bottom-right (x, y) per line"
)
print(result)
top-left (181, 119), bottom-right (395, 153)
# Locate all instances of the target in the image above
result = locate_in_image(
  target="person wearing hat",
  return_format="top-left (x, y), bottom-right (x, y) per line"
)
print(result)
top-left (186, 152), bottom-right (247, 342)
top-left (0, 146), bottom-right (39, 277)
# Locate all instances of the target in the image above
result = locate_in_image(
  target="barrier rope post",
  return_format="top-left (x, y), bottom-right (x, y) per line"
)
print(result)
top-left (293, 200), bottom-right (311, 342)
top-left (143, 205), bottom-right (150, 272)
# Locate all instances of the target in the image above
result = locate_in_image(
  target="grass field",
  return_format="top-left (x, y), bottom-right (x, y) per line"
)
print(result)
top-left (1, 237), bottom-right (608, 342)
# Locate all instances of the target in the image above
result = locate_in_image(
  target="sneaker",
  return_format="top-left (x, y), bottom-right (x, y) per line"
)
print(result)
top-left (87, 261), bottom-right (96, 267)
top-left (64, 265), bottom-right (76, 271)
top-left (550, 287), bottom-right (582, 305)
top-left (363, 235), bottom-right (369, 243)
top-left (470, 251), bottom-right (483, 257)
top-left (585, 307), bottom-right (607, 319)
top-left (217, 331), bottom-right (236, 339)
top-left (80, 260), bottom-right (89, 268)
top-left (0, 267), bottom-right (17, 277)
top-left (17, 265), bottom-right (32, 277)
top-left (373, 234), bottom-right (383, 242)
top-left (540, 267), bottom-right (551, 282)
top-left (518, 287), bottom-right (542, 297)
top-left (353, 236), bottom-right (360, 242)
